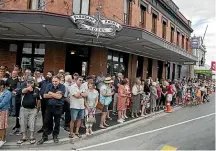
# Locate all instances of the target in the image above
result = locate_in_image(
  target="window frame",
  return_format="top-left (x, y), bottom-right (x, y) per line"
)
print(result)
top-left (162, 21), bottom-right (167, 39)
top-left (186, 37), bottom-right (189, 51)
top-left (21, 42), bottom-right (45, 72)
top-left (177, 31), bottom-right (180, 46)
top-left (140, 5), bottom-right (147, 28)
top-left (182, 34), bottom-right (185, 49)
top-left (73, 0), bottom-right (90, 15)
top-left (152, 13), bottom-right (157, 34)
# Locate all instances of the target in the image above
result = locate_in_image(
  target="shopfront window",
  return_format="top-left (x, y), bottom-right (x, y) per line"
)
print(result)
top-left (21, 43), bottom-right (45, 72)
top-left (107, 50), bottom-right (128, 76)
top-left (147, 58), bottom-right (153, 78)
top-left (73, 0), bottom-right (89, 15)
top-left (27, 0), bottom-right (45, 10)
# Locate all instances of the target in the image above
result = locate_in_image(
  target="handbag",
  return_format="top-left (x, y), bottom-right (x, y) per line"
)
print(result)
top-left (86, 109), bottom-right (96, 123)
top-left (96, 101), bottom-right (104, 110)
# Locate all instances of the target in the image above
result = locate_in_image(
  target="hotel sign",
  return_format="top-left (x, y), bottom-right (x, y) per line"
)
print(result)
top-left (70, 14), bottom-right (123, 38)
top-left (183, 62), bottom-right (196, 65)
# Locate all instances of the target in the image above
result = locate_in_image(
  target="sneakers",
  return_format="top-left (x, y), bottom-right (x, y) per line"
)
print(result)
top-left (124, 115), bottom-right (128, 119)
top-left (117, 119), bottom-right (124, 123)
top-left (10, 130), bottom-right (22, 136)
top-left (0, 141), bottom-right (6, 148)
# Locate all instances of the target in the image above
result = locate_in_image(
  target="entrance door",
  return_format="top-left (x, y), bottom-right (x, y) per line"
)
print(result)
top-left (157, 60), bottom-right (163, 80)
top-left (65, 45), bottom-right (89, 76)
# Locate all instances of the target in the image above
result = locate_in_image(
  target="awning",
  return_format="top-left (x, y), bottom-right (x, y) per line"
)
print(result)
top-left (0, 10), bottom-right (197, 62)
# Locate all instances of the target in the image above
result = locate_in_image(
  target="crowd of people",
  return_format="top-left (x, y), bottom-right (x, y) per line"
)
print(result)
top-left (0, 65), bottom-right (215, 147)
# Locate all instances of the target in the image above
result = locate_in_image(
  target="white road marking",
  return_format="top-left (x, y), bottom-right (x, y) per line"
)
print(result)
top-left (76, 112), bottom-right (215, 150)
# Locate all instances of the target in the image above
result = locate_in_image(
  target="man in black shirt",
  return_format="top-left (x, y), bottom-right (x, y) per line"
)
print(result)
top-left (6, 70), bottom-right (19, 116)
top-left (37, 76), bottom-right (65, 144)
top-left (37, 71), bottom-right (54, 133)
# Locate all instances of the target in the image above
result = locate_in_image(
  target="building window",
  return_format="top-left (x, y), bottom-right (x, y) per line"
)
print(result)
top-left (137, 56), bottom-right (144, 79)
top-left (186, 38), bottom-right (189, 51)
top-left (170, 26), bottom-right (174, 43)
top-left (140, 5), bottom-right (146, 28)
top-left (124, 0), bottom-right (132, 25)
top-left (152, 13), bottom-right (157, 34)
top-left (147, 58), bottom-right (153, 78)
top-left (73, 0), bottom-right (89, 15)
top-left (27, 0), bottom-right (45, 10)
top-left (177, 31), bottom-right (180, 46)
top-left (182, 35), bottom-right (185, 49)
top-left (107, 50), bottom-right (128, 76)
top-left (162, 21), bottom-right (167, 39)
top-left (21, 43), bottom-right (45, 72)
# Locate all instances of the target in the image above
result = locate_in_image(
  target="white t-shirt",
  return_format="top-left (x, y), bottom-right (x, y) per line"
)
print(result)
top-left (69, 83), bottom-right (85, 109)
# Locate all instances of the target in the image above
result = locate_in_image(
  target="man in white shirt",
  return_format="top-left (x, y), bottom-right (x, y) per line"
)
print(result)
top-left (69, 76), bottom-right (87, 138)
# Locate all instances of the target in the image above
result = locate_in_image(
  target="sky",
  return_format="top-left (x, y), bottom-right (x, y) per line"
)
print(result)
top-left (173, 0), bottom-right (216, 66)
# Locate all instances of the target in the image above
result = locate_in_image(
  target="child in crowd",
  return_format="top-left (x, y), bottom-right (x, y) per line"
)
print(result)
top-left (191, 88), bottom-right (197, 105)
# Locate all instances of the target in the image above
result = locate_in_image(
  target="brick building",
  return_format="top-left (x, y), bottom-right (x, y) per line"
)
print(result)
top-left (0, 0), bottom-right (197, 81)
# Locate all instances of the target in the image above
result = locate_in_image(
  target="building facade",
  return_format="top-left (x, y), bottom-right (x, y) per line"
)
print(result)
top-left (0, 0), bottom-right (197, 81)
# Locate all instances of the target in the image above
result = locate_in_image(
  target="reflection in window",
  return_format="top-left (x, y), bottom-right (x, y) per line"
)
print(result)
top-left (21, 43), bottom-right (45, 72)
top-left (35, 43), bottom-right (45, 55)
top-left (34, 57), bottom-right (44, 72)
top-left (21, 57), bottom-right (31, 70)
top-left (107, 50), bottom-right (128, 76)
top-left (23, 43), bottom-right (32, 54)
top-left (82, 62), bottom-right (88, 76)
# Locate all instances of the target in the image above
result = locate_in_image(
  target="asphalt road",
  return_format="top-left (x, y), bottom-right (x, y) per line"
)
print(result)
top-left (34, 94), bottom-right (216, 150)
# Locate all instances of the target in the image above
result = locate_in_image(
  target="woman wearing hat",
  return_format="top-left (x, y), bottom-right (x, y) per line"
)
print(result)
top-left (99, 77), bottom-right (114, 129)
top-left (0, 80), bottom-right (12, 147)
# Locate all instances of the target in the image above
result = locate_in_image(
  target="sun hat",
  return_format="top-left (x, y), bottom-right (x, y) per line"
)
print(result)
top-left (59, 69), bottom-right (65, 73)
top-left (104, 77), bottom-right (113, 84)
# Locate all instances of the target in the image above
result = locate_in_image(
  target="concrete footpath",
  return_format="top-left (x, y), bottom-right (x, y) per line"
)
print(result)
top-left (3, 106), bottom-right (182, 149)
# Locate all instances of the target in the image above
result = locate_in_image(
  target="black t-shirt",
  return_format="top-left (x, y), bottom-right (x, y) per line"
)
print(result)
top-left (6, 77), bottom-right (19, 91)
top-left (22, 88), bottom-right (40, 109)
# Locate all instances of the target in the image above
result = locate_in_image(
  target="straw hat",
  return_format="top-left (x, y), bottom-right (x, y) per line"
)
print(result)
top-left (104, 77), bottom-right (113, 84)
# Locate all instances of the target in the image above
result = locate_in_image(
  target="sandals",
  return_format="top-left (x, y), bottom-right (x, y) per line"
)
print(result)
top-left (75, 133), bottom-right (82, 138)
top-left (68, 133), bottom-right (74, 138)
top-left (30, 138), bottom-right (36, 144)
top-left (17, 138), bottom-right (28, 145)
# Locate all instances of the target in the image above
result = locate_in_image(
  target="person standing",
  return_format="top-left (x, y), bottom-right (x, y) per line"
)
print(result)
top-left (6, 70), bottom-right (19, 116)
top-left (17, 77), bottom-right (40, 145)
top-left (113, 73), bottom-right (123, 115)
top-left (63, 75), bottom-right (73, 131)
top-left (131, 78), bottom-right (142, 118)
top-left (84, 80), bottom-right (98, 135)
top-left (117, 79), bottom-right (129, 123)
top-left (150, 82), bottom-right (158, 113)
top-left (99, 77), bottom-right (114, 129)
top-left (69, 76), bottom-right (86, 138)
top-left (37, 71), bottom-right (54, 133)
top-left (37, 76), bottom-right (65, 144)
top-left (0, 80), bottom-right (12, 147)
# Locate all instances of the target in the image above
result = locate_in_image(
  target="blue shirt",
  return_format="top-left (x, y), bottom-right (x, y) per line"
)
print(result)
top-left (0, 89), bottom-right (12, 111)
top-left (39, 79), bottom-right (52, 97)
top-left (44, 83), bottom-right (65, 106)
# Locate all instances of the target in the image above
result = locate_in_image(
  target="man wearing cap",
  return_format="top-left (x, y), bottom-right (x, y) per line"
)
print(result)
top-left (18, 77), bottom-right (40, 144)
top-left (72, 73), bottom-right (79, 85)
top-left (113, 73), bottom-right (123, 115)
top-left (37, 76), bottom-right (65, 144)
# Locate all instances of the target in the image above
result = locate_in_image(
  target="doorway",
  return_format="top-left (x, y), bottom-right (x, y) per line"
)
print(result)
top-left (157, 60), bottom-right (163, 80)
top-left (65, 45), bottom-right (89, 76)
top-left (136, 56), bottom-right (144, 79)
